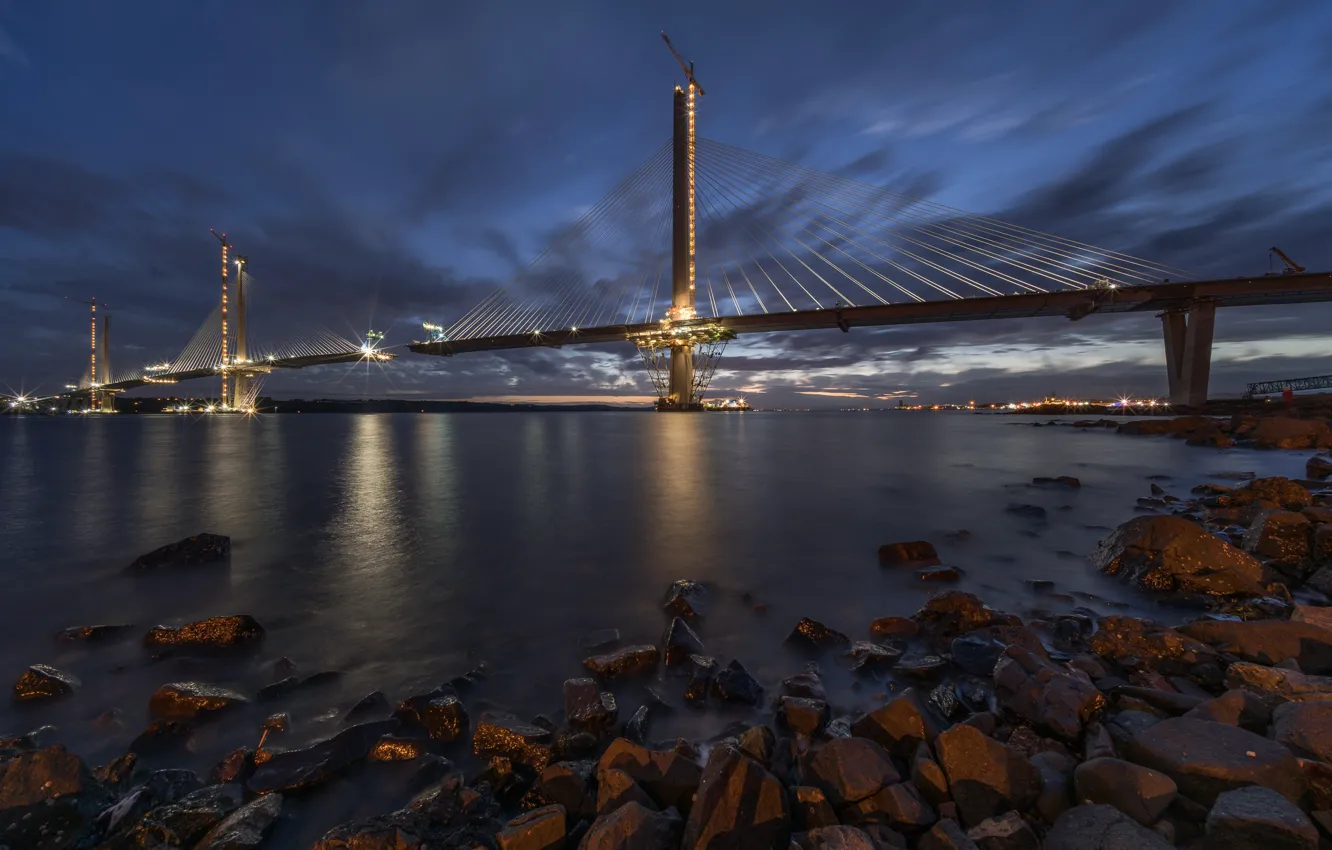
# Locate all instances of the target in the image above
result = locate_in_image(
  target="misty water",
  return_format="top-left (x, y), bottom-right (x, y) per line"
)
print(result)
top-left (0, 411), bottom-right (1310, 843)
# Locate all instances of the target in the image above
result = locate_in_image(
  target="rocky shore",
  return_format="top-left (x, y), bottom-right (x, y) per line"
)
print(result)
top-left (6, 414), bottom-right (1332, 849)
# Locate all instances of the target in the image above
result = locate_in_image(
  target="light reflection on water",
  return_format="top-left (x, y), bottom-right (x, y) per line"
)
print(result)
top-left (0, 412), bottom-right (1312, 776)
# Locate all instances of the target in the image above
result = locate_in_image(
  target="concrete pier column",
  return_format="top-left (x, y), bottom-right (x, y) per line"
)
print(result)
top-left (1161, 311), bottom-right (1186, 404)
top-left (1163, 301), bottom-right (1216, 407)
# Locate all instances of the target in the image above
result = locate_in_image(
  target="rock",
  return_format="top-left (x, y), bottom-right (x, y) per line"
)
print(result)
top-left (196, 793), bottom-right (282, 850)
top-left (1252, 419), bottom-right (1332, 451)
top-left (127, 532), bottom-right (230, 571)
top-left (143, 615), bottom-right (265, 652)
top-left (787, 617), bottom-right (851, 650)
top-left (581, 801), bottom-right (679, 850)
top-left (368, 734), bottom-right (428, 761)
top-left (793, 785), bottom-right (839, 830)
top-left (952, 635), bottom-right (1008, 677)
top-left (993, 646), bottom-right (1105, 741)
top-left (1294, 604), bottom-right (1332, 631)
top-left (1033, 476), bottom-right (1080, 488)
top-left (851, 688), bottom-right (941, 759)
top-left (913, 592), bottom-right (1016, 642)
top-left (56, 623), bottom-right (135, 643)
top-left (802, 737), bottom-right (900, 808)
top-left (918, 819), bottom-right (982, 850)
top-left (598, 768), bottom-right (656, 815)
top-left (1182, 689), bottom-right (1272, 732)
top-left (1072, 757), bottom-right (1175, 826)
top-left (912, 742), bottom-right (949, 805)
top-left (682, 743), bottom-right (790, 849)
top-left (1029, 751), bottom-right (1073, 824)
top-left (1273, 700), bottom-right (1332, 762)
top-left (896, 654), bottom-right (949, 678)
top-left (1109, 684), bottom-right (1202, 715)
top-left (121, 783), bottom-right (246, 848)
top-left (846, 641), bottom-right (902, 673)
top-left (684, 654), bottom-right (717, 705)
top-left (1044, 804), bottom-right (1173, 850)
top-left (1089, 515), bottom-right (1265, 596)
top-left (1315, 528), bottom-right (1332, 564)
top-left (1244, 509), bottom-right (1313, 564)
top-left (869, 617), bottom-right (918, 638)
top-left (247, 718), bottom-right (399, 793)
top-left (844, 780), bottom-right (936, 832)
top-left (535, 760), bottom-right (596, 821)
top-left (1006, 504), bottom-right (1046, 520)
top-left (474, 712), bottom-right (553, 772)
top-left (129, 719), bottom-right (194, 755)
top-left (1180, 618), bottom-right (1332, 674)
top-left (497, 804), bottom-right (567, 850)
top-left (597, 738), bottom-right (702, 812)
top-left (878, 541), bottom-right (941, 567)
top-left (1088, 615), bottom-right (1222, 679)
top-left (564, 678), bottom-right (618, 731)
top-left (662, 617), bottom-right (705, 666)
top-left (97, 768), bottom-right (203, 838)
top-left (663, 579), bottom-right (710, 620)
top-left (149, 681), bottom-right (249, 720)
top-left (1224, 660), bottom-right (1332, 700)
top-left (712, 659), bottom-right (763, 705)
top-left (0, 745), bottom-right (113, 848)
top-left (584, 645), bottom-right (660, 680)
top-left (12, 664), bottom-right (80, 701)
top-left (1205, 785), bottom-right (1317, 850)
top-left (917, 566), bottom-right (963, 582)
top-left (345, 690), bottom-right (392, 722)
top-left (965, 811), bottom-right (1038, 850)
top-left (1124, 716), bottom-right (1305, 806)
top-left (1239, 476), bottom-right (1315, 509)
top-left (208, 749), bottom-right (257, 785)
top-left (779, 697), bottom-right (829, 737)
top-left (799, 824), bottom-right (878, 849)
top-left (934, 724), bottom-right (1039, 827)
top-left (256, 676), bottom-right (298, 701)
top-left (737, 725), bottom-right (775, 768)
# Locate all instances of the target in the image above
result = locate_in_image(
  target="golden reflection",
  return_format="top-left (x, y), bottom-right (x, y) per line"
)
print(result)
top-left (137, 418), bottom-right (182, 535)
top-left (329, 415), bottom-right (408, 613)
top-left (73, 417), bottom-right (112, 552)
top-left (640, 415), bottom-right (718, 574)
top-left (410, 415), bottom-right (460, 559)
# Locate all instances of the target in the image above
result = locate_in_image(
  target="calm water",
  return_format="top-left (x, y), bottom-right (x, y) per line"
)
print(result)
top-left (0, 412), bottom-right (1307, 841)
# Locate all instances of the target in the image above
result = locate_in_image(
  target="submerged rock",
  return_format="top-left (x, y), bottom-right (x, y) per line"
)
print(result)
top-left (786, 617), bottom-right (851, 650)
top-left (1089, 515), bottom-right (1265, 596)
top-left (12, 664), bottom-right (80, 701)
top-left (662, 580), bottom-right (710, 620)
top-left (148, 682), bottom-right (249, 720)
top-left (143, 614), bottom-right (265, 652)
top-left (196, 793), bottom-right (282, 850)
top-left (1033, 476), bottom-right (1080, 488)
top-left (878, 540), bottom-right (941, 567)
top-left (247, 719), bottom-right (399, 793)
top-left (56, 623), bottom-right (135, 643)
top-left (126, 532), bottom-right (231, 572)
top-left (584, 645), bottom-right (660, 680)
top-left (662, 617), bottom-right (705, 667)
top-left (473, 712), bottom-right (554, 772)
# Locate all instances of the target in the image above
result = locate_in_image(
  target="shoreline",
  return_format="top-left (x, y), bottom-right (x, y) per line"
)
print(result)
top-left (4, 413), bottom-right (1332, 848)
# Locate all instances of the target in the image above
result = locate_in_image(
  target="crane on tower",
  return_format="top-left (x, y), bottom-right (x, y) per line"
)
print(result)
top-left (1269, 246), bottom-right (1306, 275)
top-left (661, 31), bottom-right (705, 95)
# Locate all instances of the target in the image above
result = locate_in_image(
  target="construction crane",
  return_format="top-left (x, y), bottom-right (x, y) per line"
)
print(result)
top-left (1269, 246), bottom-right (1306, 275)
top-left (661, 31), bottom-right (705, 95)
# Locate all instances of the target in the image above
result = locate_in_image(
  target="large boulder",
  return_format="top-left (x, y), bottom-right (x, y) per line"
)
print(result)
top-left (993, 646), bottom-right (1104, 741)
top-left (148, 682), bottom-right (249, 720)
top-left (1180, 618), bottom-right (1332, 674)
top-left (597, 738), bottom-right (702, 812)
top-left (662, 618), bottom-right (705, 667)
top-left (913, 592), bottom-right (1018, 642)
top-left (1272, 700), bottom-right (1332, 762)
top-left (0, 745), bottom-right (114, 848)
top-left (1044, 804), bottom-right (1173, 850)
top-left (1236, 476), bottom-right (1315, 509)
top-left (1089, 515), bottom-right (1265, 596)
top-left (1182, 689), bottom-right (1272, 732)
top-left (682, 744), bottom-right (790, 849)
top-left (127, 533), bottom-right (230, 572)
top-left (12, 664), bottom-right (80, 701)
top-left (583, 645), bottom-right (659, 680)
top-left (1205, 785), bottom-right (1317, 850)
top-left (712, 659), bottom-right (763, 705)
top-left (196, 794), bottom-right (282, 850)
top-left (1124, 717), bottom-right (1305, 806)
top-left (582, 802), bottom-right (680, 850)
top-left (1252, 419), bottom-right (1332, 450)
top-left (851, 690), bottom-right (943, 760)
top-left (474, 712), bottom-right (554, 772)
top-left (841, 780), bottom-right (936, 833)
top-left (801, 737), bottom-right (900, 808)
top-left (1072, 758), bottom-right (1175, 826)
top-left (496, 805), bottom-right (566, 850)
top-left (662, 580), bottom-right (709, 620)
top-left (1088, 616), bottom-right (1222, 680)
top-left (108, 783), bottom-right (245, 848)
top-left (1224, 661), bottom-right (1332, 700)
top-left (934, 724), bottom-right (1039, 827)
top-left (143, 615), bottom-right (265, 651)
top-left (247, 719), bottom-right (399, 793)
top-left (1243, 510), bottom-right (1313, 565)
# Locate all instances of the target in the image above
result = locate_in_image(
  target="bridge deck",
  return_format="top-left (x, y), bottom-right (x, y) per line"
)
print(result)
top-left (410, 272), bottom-right (1332, 356)
top-left (81, 351), bottom-right (390, 395)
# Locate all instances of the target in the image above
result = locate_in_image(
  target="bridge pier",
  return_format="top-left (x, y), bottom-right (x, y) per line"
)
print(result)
top-left (1162, 300), bottom-right (1215, 407)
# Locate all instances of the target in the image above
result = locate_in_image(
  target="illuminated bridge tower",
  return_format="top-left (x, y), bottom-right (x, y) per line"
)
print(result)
top-left (639, 33), bottom-right (733, 412)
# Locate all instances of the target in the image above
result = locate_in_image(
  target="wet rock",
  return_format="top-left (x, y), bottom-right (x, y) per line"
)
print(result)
top-left (129, 719), bottom-right (194, 755)
top-left (783, 669), bottom-right (827, 701)
top-left (12, 664), bottom-right (80, 701)
top-left (712, 659), bottom-right (763, 705)
top-left (779, 697), bottom-right (829, 737)
top-left (844, 780), bottom-right (936, 833)
top-left (0, 745), bottom-right (113, 848)
top-left (581, 801), bottom-right (680, 850)
top-left (584, 645), bottom-right (660, 680)
top-left (663, 579), bottom-right (710, 620)
top-left (1029, 751), bottom-right (1073, 824)
top-left (918, 819), bottom-right (981, 850)
top-left (1088, 615), bottom-right (1222, 679)
top-left (1249, 418), bottom-right (1332, 450)
top-left (1308, 455), bottom-right (1332, 481)
top-left (913, 592), bottom-right (1017, 642)
top-left (95, 752), bottom-right (138, 791)
top-left (581, 628), bottom-right (621, 650)
top-left (1089, 515), bottom-right (1265, 596)
top-left (895, 654), bottom-right (949, 678)
top-left (965, 811), bottom-right (1038, 850)
top-left (1315, 528), bottom-right (1332, 565)
top-left (793, 785), bottom-right (839, 830)
top-left (683, 743), bottom-right (790, 848)
top-left (878, 541), bottom-right (941, 567)
top-left (845, 641), bottom-right (902, 673)
top-left (119, 783), bottom-right (246, 848)
top-left (869, 616), bottom-right (918, 638)
top-left (851, 688), bottom-right (941, 759)
top-left (1033, 476), bottom-right (1080, 488)
top-left (1244, 509), bottom-right (1314, 563)
top-left (1240, 475), bottom-right (1315, 507)
top-left (261, 712), bottom-right (289, 735)
top-left (802, 737), bottom-right (900, 808)
top-left (256, 675), bottom-right (298, 701)
top-left (98, 768), bottom-right (204, 838)
top-left (598, 768), bottom-right (656, 815)
top-left (474, 712), bottom-right (553, 772)
top-left (143, 614), bottom-right (265, 652)
top-left (1182, 689), bottom-right (1272, 732)
top-left (911, 742), bottom-right (949, 806)
top-left (1180, 617), bottom-right (1332, 673)
top-left (127, 532), bottom-right (230, 572)
top-left (934, 724), bottom-right (1040, 827)
top-left (56, 623), bottom-right (135, 643)
top-left (799, 824), bottom-right (879, 849)
top-left (928, 682), bottom-right (966, 721)
top-left (917, 566), bottom-right (963, 582)
top-left (733, 726), bottom-right (774, 770)
top-left (196, 793), bottom-right (282, 850)
top-left (1044, 804), bottom-right (1173, 850)
top-left (534, 760), bottom-right (596, 821)
top-left (1224, 660), bottom-right (1332, 700)
top-left (993, 646), bottom-right (1104, 740)
top-left (1125, 716), bottom-right (1305, 806)
top-left (345, 690), bottom-right (392, 723)
top-left (952, 635), bottom-right (1007, 677)
top-left (1072, 757), bottom-right (1175, 826)
top-left (683, 655), bottom-right (717, 705)
top-left (368, 734), bottom-right (428, 762)
top-left (787, 617), bottom-right (852, 650)
top-left (564, 678), bottom-right (618, 731)
top-left (497, 804), bottom-right (566, 850)
top-left (1005, 504), bottom-right (1046, 520)
top-left (149, 681), bottom-right (249, 720)
top-left (208, 749), bottom-right (255, 786)
top-left (662, 617), bottom-right (704, 666)
top-left (1273, 700), bottom-right (1332, 762)
top-left (597, 738), bottom-right (702, 811)
top-left (247, 718), bottom-right (399, 793)
top-left (1205, 785), bottom-right (1317, 850)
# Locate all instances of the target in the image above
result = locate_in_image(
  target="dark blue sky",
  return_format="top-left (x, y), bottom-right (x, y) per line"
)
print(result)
top-left (3, 0), bottom-right (1331, 405)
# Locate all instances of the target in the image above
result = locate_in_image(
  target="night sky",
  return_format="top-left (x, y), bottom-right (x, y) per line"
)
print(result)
top-left (3, 0), bottom-right (1331, 406)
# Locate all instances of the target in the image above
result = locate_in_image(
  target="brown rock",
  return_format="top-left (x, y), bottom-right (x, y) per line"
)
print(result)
top-left (792, 785), bottom-right (839, 830)
top-left (581, 801), bottom-right (680, 850)
top-left (934, 724), bottom-right (1039, 827)
top-left (583, 645), bottom-right (659, 680)
top-left (148, 682), bottom-right (248, 720)
top-left (912, 742), bottom-right (950, 806)
top-left (843, 781), bottom-right (936, 833)
top-left (598, 768), bottom-right (656, 815)
top-left (1124, 716), bottom-right (1305, 806)
top-left (850, 689), bottom-right (941, 759)
top-left (682, 743), bottom-right (790, 849)
top-left (1044, 804), bottom-right (1173, 850)
top-left (1072, 757), bottom-right (1176, 826)
top-left (1205, 785), bottom-right (1318, 850)
top-left (597, 737), bottom-right (703, 812)
top-left (1180, 618), bottom-right (1332, 674)
top-left (1238, 476), bottom-right (1315, 509)
top-left (662, 580), bottom-right (709, 620)
top-left (869, 617), bottom-right (918, 638)
top-left (143, 615), bottom-right (265, 651)
top-left (564, 678), bottom-right (618, 731)
top-left (533, 760), bottom-right (595, 821)
top-left (992, 646), bottom-right (1104, 740)
top-left (474, 712), bottom-right (553, 772)
top-left (1088, 615), bottom-right (1222, 679)
top-left (802, 737), bottom-right (901, 808)
top-left (1089, 515), bottom-right (1265, 596)
top-left (1243, 510), bottom-right (1313, 564)
top-left (1273, 700), bottom-right (1332, 762)
top-left (12, 664), bottom-right (80, 701)
top-left (913, 592), bottom-right (1018, 642)
top-left (1224, 660), bottom-right (1332, 700)
top-left (918, 819), bottom-right (981, 850)
top-left (1252, 419), bottom-right (1331, 451)
top-left (1182, 689), bottom-right (1272, 732)
top-left (878, 540), bottom-right (941, 566)
top-left (786, 617), bottom-right (851, 650)
top-left (966, 811), bottom-right (1038, 850)
top-left (497, 804), bottom-right (566, 850)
